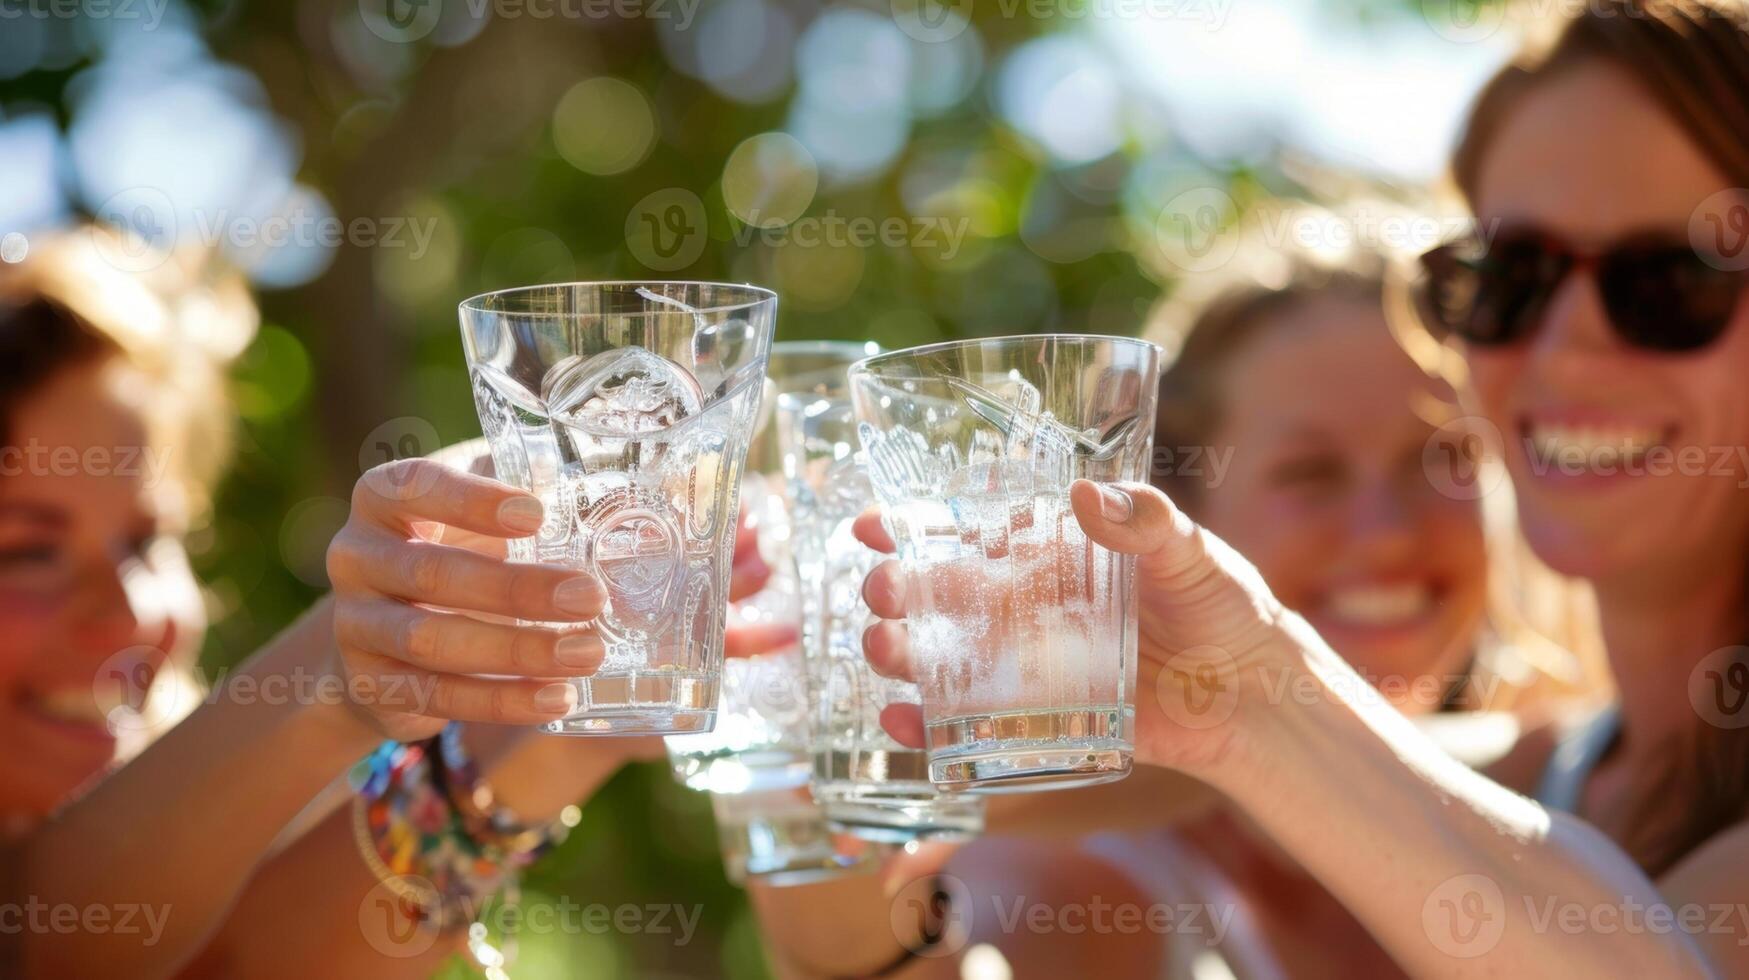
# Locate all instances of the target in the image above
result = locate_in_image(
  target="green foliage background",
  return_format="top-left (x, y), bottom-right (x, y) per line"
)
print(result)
top-left (0, 0), bottom-right (1486, 973)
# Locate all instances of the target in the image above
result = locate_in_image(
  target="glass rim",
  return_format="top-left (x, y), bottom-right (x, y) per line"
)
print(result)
top-left (459, 280), bottom-right (777, 318)
top-left (847, 332), bottom-right (1160, 379)
top-left (770, 339), bottom-right (883, 358)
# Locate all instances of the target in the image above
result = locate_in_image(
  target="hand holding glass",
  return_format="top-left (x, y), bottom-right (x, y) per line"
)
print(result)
top-left (458, 282), bottom-right (775, 735)
top-left (849, 334), bottom-right (1161, 791)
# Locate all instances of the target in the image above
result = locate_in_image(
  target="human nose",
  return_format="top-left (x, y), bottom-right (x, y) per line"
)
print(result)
top-left (1526, 266), bottom-right (1621, 386)
top-left (1342, 476), bottom-right (1419, 565)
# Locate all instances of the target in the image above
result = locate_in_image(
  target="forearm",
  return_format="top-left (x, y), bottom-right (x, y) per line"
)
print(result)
top-left (185, 806), bottom-right (466, 979)
top-left (22, 598), bottom-right (381, 978)
top-left (195, 723), bottom-right (635, 976)
top-left (1207, 627), bottom-right (1709, 977)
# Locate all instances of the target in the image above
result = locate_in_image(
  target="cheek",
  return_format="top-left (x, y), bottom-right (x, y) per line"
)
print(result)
top-left (1205, 492), bottom-right (1340, 607)
top-left (1464, 349), bottom-right (1522, 430)
top-left (0, 593), bottom-right (59, 691)
top-left (1689, 325), bottom-right (1749, 453)
top-left (1425, 500), bottom-right (1488, 576)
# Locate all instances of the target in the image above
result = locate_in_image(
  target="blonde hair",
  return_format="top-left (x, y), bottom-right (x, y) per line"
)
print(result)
top-left (0, 226), bottom-right (258, 748)
top-left (0, 226), bottom-right (257, 518)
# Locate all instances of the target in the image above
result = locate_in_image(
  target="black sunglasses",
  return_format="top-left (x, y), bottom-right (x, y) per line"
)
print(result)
top-left (1417, 229), bottom-right (1746, 353)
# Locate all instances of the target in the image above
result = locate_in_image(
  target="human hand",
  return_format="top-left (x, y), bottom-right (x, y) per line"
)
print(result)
top-left (325, 459), bottom-right (608, 742)
top-left (857, 480), bottom-right (1306, 776)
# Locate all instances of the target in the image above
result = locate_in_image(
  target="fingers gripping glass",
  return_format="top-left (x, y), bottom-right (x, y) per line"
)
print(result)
top-left (849, 334), bottom-right (1162, 793)
top-left (457, 282), bottom-right (776, 736)
top-left (1417, 230), bottom-right (1746, 353)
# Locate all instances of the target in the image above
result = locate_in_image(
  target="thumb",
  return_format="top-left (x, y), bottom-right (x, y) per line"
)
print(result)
top-left (1069, 478), bottom-right (1203, 569)
top-left (1070, 479), bottom-right (1281, 617)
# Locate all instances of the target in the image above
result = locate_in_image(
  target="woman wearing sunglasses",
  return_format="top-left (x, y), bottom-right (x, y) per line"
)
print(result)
top-left (743, 224), bottom-right (1595, 978)
top-left (856, 0), bottom-right (1749, 973)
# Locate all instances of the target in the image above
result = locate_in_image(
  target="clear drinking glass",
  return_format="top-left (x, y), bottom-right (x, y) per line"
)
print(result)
top-left (458, 282), bottom-right (775, 736)
top-left (710, 786), bottom-right (886, 887)
top-left (848, 334), bottom-right (1161, 792)
top-left (779, 383), bottom-right (985, 840)
top-left (662, 342), bottom-right (872, 791)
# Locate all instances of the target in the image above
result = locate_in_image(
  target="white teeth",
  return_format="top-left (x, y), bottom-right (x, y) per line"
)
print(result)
top-left (1527, 422), bottom-right (1661, 469)
top-left (27, 690), bottom-right (110, 727)
top-left (1324, 584), bottom-right (1433, 626)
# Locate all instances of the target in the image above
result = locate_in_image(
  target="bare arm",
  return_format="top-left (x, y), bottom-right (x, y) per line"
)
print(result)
top-left (17, 459), bottom-right (611, 977)
top-left (858, 481), bottom-right (1728, 978)
top-left (1092, 482), bottom-right (1728, 977)
top-left (190, 728), bottom-right (657, 978)
top-left (21, 599), bottom-right (381, 977)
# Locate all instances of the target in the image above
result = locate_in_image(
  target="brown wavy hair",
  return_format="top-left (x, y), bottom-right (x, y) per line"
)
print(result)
top-left (1449, 0), bottom-right (1749, 875)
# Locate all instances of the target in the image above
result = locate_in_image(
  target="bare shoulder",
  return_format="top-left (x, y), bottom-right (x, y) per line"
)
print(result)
top-left (1658, 819), bottom-right (1749, 973)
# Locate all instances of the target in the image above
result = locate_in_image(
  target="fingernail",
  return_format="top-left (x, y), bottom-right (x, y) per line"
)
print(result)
top-left (1098, 485), bottom-right (1133, 524)
top-left (553, 575), bottom-right (604, 617)
top-left (555, 633), bottom-right (600, 669)
top-left (862, 573), bottom-right (895, 612)
top-left (535, 682), bottom-right (577, 712)
top-left (497, 496), bottom-right (544, 533)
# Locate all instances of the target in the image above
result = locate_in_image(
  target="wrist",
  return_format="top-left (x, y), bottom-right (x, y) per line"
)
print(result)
top-left (1185, 621), bottom-right (1379, 809)
top-left (1148, 617), bottom-right (1322, 793)
top-left (231, 596), bottom-right (381, 762)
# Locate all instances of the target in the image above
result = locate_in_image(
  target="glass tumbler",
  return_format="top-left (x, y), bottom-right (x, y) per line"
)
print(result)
top-left (778, 386), bottom-right (985, 841)
top-left (663, 342), bottom-right (873, 791)
top-left (848, 334), bottom-right (1161, 791)
top-left (458, 282), bottom-right (775, 736)
top-left (710, 786), bottom-right (885, 887)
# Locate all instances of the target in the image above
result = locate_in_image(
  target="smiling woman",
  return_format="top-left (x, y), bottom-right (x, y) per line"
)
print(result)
top-left (0, 230), bottom-right (253, 828)
top-left (0, 226), bottom-right (791, 978)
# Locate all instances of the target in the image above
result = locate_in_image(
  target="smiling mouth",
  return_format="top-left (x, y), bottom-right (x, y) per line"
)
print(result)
top-left (16, 689), bottom-right (117, 740)
top-left (1518, 417), bottom-right (1677, 476)
top-left (1318, 582), bottom-right (1438, 629)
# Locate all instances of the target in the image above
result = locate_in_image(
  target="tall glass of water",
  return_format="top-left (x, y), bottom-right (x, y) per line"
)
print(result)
top-left (458, 282), bottom-right (775, 736)
top-left (849, 335), bottom-right (1161, 791)
top-left (778, 381), bottom-right (985, 840)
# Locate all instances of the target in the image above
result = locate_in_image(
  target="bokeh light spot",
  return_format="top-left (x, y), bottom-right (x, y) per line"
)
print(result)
top-left (553, 77), bottom-right (657, 177)
top-left (722, 132), bottom-right (818, 229)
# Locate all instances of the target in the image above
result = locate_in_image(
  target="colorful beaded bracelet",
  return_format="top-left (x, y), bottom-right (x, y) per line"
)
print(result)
top-left (351, 725), bottom-right (572, 945)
